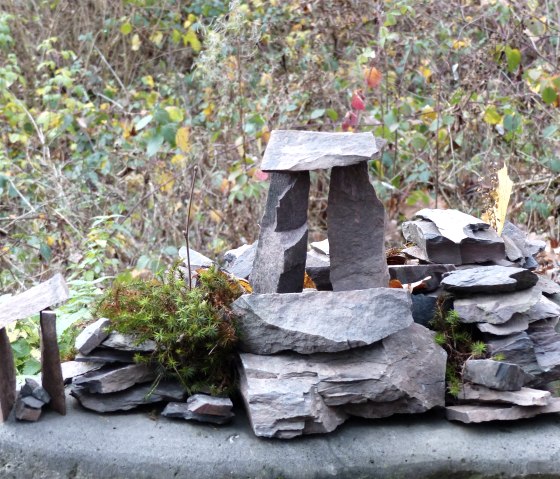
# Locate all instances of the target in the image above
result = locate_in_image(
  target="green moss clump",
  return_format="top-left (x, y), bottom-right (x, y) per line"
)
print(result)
top-left (94, 264), bottom-right (243, 395)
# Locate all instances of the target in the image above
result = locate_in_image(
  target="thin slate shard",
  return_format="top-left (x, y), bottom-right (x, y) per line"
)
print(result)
top-left (0, 327), bottom-right (16, 422)
top-left (40, 310), bottom-right (66, 415)
top-left (327, 161), bottom-right (389, 291)
top-left (250, 171), bottom-right (310, 294)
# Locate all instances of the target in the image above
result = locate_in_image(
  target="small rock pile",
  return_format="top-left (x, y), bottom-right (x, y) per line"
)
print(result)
top-left (14, 379), bottom-right (51, 422)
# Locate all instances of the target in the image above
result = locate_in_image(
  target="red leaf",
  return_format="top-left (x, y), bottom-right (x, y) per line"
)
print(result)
top-left (341, 111), bottom-right (358, 131)
top-left (351, 90), bottom-right (366, 111)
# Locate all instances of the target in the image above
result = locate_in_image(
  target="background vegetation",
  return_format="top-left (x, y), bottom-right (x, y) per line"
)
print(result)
top-left (1, 0), bottom-right (559, 369)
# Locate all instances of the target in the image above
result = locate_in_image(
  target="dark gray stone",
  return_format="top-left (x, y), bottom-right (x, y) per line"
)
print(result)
top-left (463, 359), bottom-right (527, 391)
top-left (73, 363), bottom-right (157, 394)
top-left (411, 294), bottom-right (438, 327)
top-left (21, 378), bottom-right (50, 405)
top-left (502, 222), bottom-right (546, 270)
top-left (528, 319), bottom-right (560, 375)
top-left (441, 266), bottom-right (538, 294)
top-left (71, 381), bottom-right (186, 413)
top-left (222, 243), bottom-right (256, 280)
top-left (390, 264), bottom-right (456, 292)
top-left (250, 171), bottom-right (310, 294)
top-left (305, 250), bottom-right (332, 291)
top-left (446, 398), bottom-right (560, 423)
top-left (61, 361), bottom-right (105, 385)
top-left (486, 332), bottom-right (543, 382)
top-left (21, 395), bottom-right (45, 409)
top-left (40, 310), bottom-right (65, 415)
top-left (233, 288), bottom-right (413, 355)
top-left (101, 332), bottom-right (156, 352)
top-left (261, 130), bottom-right (382, 172)
top-left (0, 327), bottom-right (16, 423)
top-left (457, 383), bottom-right (551, 406)
top-left (75, 318), bottom-right (111, 355)
top-left (239, 323), bottom-right (446, 438)
top-left (162, 402), bottom-right (234, 425)
top-left (75, 348), bottom-right (137, 364)
top-left (519, 296), bottom-right (560, 323)
top-left (327, 161), bottom-right (389, 291)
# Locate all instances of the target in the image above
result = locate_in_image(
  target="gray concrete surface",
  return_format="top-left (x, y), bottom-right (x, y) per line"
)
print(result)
top-left (2, 392), bottom-right (560, 479)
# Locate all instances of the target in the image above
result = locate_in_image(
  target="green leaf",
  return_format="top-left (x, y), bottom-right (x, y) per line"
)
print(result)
top-left (120, 22), bottom-right (132, 35)
top-left (161, 123), bottom-right (178, 145)
top-left (309, 108), bottom-right (325, 119)
top-left (154, 108), bottom-right (171, 125)
top-left (505, 46), bottom-right (521, 73)
top-left (136, 115), bottom-right (153, 131)
top-left (22, 357), bottom-right (41, 375)
top-left (542, 87), bottom-right (557, 105)
top-left (410, 133), bottom-right (427, 150)
top-left (503, 114), bottom-right (521, 132)
top-left (483, 106), bottom-right (502, 125)
top-left (146, 133), bottom-right (164, 157)
top-left (40, 243), bottom-right (52, 262)
top-left (11, 338), bottom-right (31, 359)
top-left (543, 124), bottom-right (559, 138)
top-left (383, 111), bottom-right (399, 132)
top-left (183, 29), bottom-right (201, 53)
top-left (326, 108), bottom-right (338, 121)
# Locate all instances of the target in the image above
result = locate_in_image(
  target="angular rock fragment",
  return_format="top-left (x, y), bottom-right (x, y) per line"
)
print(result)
top-left (186, 394), bottom-right (233, 416)
top-left (536, 275), bottom-right (560, 296)
top-left (411, 294), bottom-right (438, 327)
top-left (21, 378), bottom-right (51, 405)
top-left (71, 381), bottom-right (186, 413)
top-left (0, 327), bottom-right (16, 422)
top-left (250, 172), bottom-right (310, 294)
top-left (477, 316), bottom-right (529, 336)
top-left (446, 398), bottom-right (560, 423)
top-left (61, 361), bottom-right (105, 384)
top-left (75, 348), bottom-right (137, 364)
top-left (239, 324), bottom-right (446, 438)
top-left (502, 222), bottom-right (545, 269)
top-left (310, 239), bottom-right (330, 256)
top-left (486, 332), bottom-right (543, 381)
top-left (441, 266), bottom-right (538, 294)
top-left (75, 318), bottom-right (111, 355)
top-left (457, 383), bottom-right (550, 406)
top-left (454, 287), bottom-right (541, 324)
top-left (233, 288), bottom-right (413, 355)
top-left (463, 359), bottom-right (528, 391)
top-left (15, 398), bottom-right (42, 422)
top-left (327, 162), bottom-right (389, 291)
top-left (222, 243), bottom-right (256, 280)
top-left (261, 130), bottom-right (382, 172)
top-left (73, 363), bottom-right (157, 394)
top-left (162, 402), bottom-right (233, 425)
top-left (101, 332), bottom-right (156, 352)
top-left (178, 247), bottom-right (213, 269)
top-left (528, 319), bottom-right (560, 375)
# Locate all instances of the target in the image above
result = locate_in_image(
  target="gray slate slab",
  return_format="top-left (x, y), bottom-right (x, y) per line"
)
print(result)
top-left (162, 402), bottom-right (234, 425)
top-left (536, 275), bottom-right (560, 296)
top-left (233, 288), bottom-right (413, 355)
top-left (222, 243), bottom-right (256, 280)
top-left (446, 398), bottom-right (560, 423)
top-left (186, 394), bottom-right (233, 416)
top-left (327, 161), bottom-right (389, 291)
top-left (239, 323), bottom-right (446, 438)
top-left (21, 378), bottom-right (51, 404)
top-left (75, 348), bottom-right (137, 364)
top-left (101, 332), bottom-right (156, 352)
top-left (178, 247), bottom-right (213, 268)
top-left (260, 130), bottom-right (382, 172)
top-left (457, 383), bottom-right (550, 406)
top-left (463, 359), bottom-right (527, 391)
top-left (61, 361), bottom-right (105, 384)
top-left (75, 318), bottom-right (111, 355)
top-left (14, 398), bottom-right (42, 422)
top-left (70, 381), bottom-right (186, 412)
top-left (40, 310), bottom-right (65, 415)
top-left (390, 264), bottom-right (456, 291)
top-left (441, 266), bottom-right (538, 294)
top-left (477, 316), bottom-right (529, 336)
top-left (73, 363), bottom-right (157, 394)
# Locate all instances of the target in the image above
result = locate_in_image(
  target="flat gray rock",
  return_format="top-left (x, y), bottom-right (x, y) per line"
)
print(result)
top-left (222, 243), bottom-right (256, 280)
top-left (261, 130), bottom-right (382, 172)
top-left (14, 398), bottom-right (42, 422)
top-left (233, 288), bottom-right (413, 355)
top-left (457, 383), bottom-right (550, 406)
top-left (186, 394), bottom-right (233, 416)
top-left (454, 287), bottom-right (541, 324)
top-left (390, 264), bottom-right (456, 291)
top-left (101, 332), bottom-right (156, 352)
top-left (73, 363), bottom-right (157, 394)
top-left (61, 361), bottom-right (105, 385)
top-left (441, 266), bottom-right (538, 294)
top-left (519, 295), bottom-right (560, 323)
top-left (75, 318), bottom-right (111, 355)
top-left (161, 402), bottom-right (234, 425)
top-left (239, 323), bottom-right (446, 438)
top-left (536, 275), bottom-right (560, 296)
top-left (446, 398), bottom-right (560, 423)
top-left (178, 247), bottom-right (213, 268)
top-left (477, 316), bottom-right (529, 336)
top-left (75, 348), bottom-right (136, 364)
top-left (70, 381), bottom-right (186, 413)
top-left (463, 359), bottom-right (527, 391)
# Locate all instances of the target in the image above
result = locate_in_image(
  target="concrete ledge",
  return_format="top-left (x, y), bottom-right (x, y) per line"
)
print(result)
top-left (2, 394), bottom-right (560, 478)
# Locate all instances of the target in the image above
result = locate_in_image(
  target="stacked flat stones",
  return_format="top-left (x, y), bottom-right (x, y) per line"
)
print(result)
top-left (234, 130), bottom-right (447, 438)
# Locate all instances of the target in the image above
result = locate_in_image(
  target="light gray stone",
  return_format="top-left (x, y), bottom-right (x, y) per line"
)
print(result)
top-left (446, 398), bottom-right (560, 423)
top-left (528, 319), bottom-right (560, 374)
top-left (73, 363), bottom-right (157, 394)
top-left (327, 161), bottom-right (389, 291)
top-left (178, 247), bottom-right (213, 268)
top-left (310, 239), bottom-right (330, 256)
top-left (519, 295), bottom-right (560, 323)
top-left (101, 332), bottom-right (156, 352)
top-left (15, 398), bottom-right (42, 422)
top-left (441, 266), bottom-right (538, 294)
top-left (239, 324), bottom-right (446, 438)
top-left (232, 288), bottom-right (414, 355)
top-left (61, 361), bottom-right (105, 385)
top-left (162, 402), bottom-right (234, 425)
top-left (503, 235), bottom-right (524, 263)
top-left (260, 130), bottom-right (382, 172)
top-left (536, 276), bottom-right (560, 296)
top-left (222, 243), bottom-right (256, 280)
top-left (463, 359), bottom-right (527, 391)
top-left (454, 287), bottom-right (541, 324)
top-left (486, 332), bottom-right (543, 381)
top-left (70, 380), bottom-right (186, 413)
top-left (457, 383), bottom-right (550, 406)
top-left (250, 171), bottom-right (310, 294)
top-left (477, 316), bottom-right (529, 336)
top-left (186, 394), bottom-right (233, 416)
top-left (20, 378), bottom-right (50, 405)
top-left (75, 318), bottom-right (111, 355)
top-left (21, 395), bottom-right (45, 409)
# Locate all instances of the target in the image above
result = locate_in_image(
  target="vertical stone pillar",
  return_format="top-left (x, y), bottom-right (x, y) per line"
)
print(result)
top-left (40, 310), bottom-right (66, 415)
top-left (250, 171), bottom-right (310, 293)
top-left (327, 161), bottom-right (389, 291)
top-left (0, 327), bottom-right (16, 422)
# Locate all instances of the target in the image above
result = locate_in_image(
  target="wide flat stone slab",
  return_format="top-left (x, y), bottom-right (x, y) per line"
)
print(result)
top-left (458, 384), bottom-right (550, 406)
top-left (446, 398), bottom-right (560, 423)
top-left (441, 266), bottom-right (538, 294)
top-left (73, 363), bottom-right (156, 394)
top-left (101, 332), bottom-right (156, 352)
top-left (261, 130), bottom-right (382, 172)
top-left (232, 288), bottom-right (414, 354)
top-left (463, 359), bottom-right (527, 391)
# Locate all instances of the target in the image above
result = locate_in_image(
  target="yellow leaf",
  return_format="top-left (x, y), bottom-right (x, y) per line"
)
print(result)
top-left (131, 34), bottom-right (141, 51)
top-left (495, 165), bottom-right (513, 235)
top-left (171, 154), bottom-right (187, 166)
top-left (483, 106), bottom-right (502, 125)
top-left (209, 210), bottom-right (222, 224)
top-left (421, 105), bottom-right (436, 124)
top-left (419, 66), bottom-right (432, 82)
top-left (149, 31), bottom-right (164, 47)
top-left (176, 127), bottom-right (190, 153)
top-left (165, 106), bottom-right (184, 122)
top-left (46, 236), bottom-right (55, 247)
top-left (142, 75), bottom-right (155, 88)
top-left (183, 29), bottom-right (201, 53)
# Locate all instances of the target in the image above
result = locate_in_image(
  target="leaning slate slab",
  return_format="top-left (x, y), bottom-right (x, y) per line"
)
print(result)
top-left (457, 383), bottom-right (550, 406)
top-left (73, 363), bottom-right (157, 394)
top-left (463, 359), bottom-right (527, 391)
top-left (446, 398), bottom-right (560, 423)
top-left (232, 288), bottom-right (413, 355)
top-left (260, 130), bottom-right (382, 172)
top-left (61, 361), bottom-right (105, 385)
top-left (239, 323), bottom-right (446, 438)
top-left (75, 318), bottom-right (111, 355)
top-left (101, 332), bottom-right (156, 352)
top-left (70, 380), bottom-right (186, 412)
top-left (441, 266), bottom-right (538, 294)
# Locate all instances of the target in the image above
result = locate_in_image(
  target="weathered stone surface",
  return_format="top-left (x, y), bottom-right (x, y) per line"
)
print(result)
top-left (239, 324), bottom-right (446, 438)
top-left (40, 310), bottom-right (65, 415)
top-left (61, 361), bottom-right (105, 385)
top-left (101, 332), bottom-right (156, 352)
top-left (21, 378), bottom-right (50, 405)
top-left (458, 383), bottom-right (550, 406)
top-left (15, 398), bottom-right (42, 422)
top-left (305, 250), bottom-right (332, 291)
top-left (71, 381), bottom-right (186, 412)
top-left (0, 273), bottom-right (69, 329)
top-left (0, 327), bottom-right (16, 423)
top-left (261, 130), bottom-right (382, 172)
top-left (75, 318), bottom-right (111, 355)
top-left (21, 395), bottom-right (45, 409)
top-left (250, 171), bottom-right (310, 294)
top-left (222, 243), bottom-right (256, 280)
top-left (402, 209), bottom-right (505, 265)
top-left (233, 288), bottom-right (413, 355)
top-left (486, 332), bottom-right (543, 381)
top-left (186, 394), bottom-right (233, 416)
top-left (441, 266), bottom-right (538, 294)
top-left (463, 359), bottom-right (527, 391)
top-left (75, 348), bottom-right (136, 364)
top-left (390, 264), bottom-right (456, 292)
top-left (503, 235), bottom-right (524, 263)
top-left (411, 294), bottom-right (438, 327)
top-left (536, 275), bottom-right (560, 296)
top-left (162, 402), bottom-right (234, 425)
top-left (477, 316), bottom-right (529, 336)
top-left (73, 363), bottom-right (157, 394)
top-left (502, 222), bottom-right (546, 269)
top-left (178, 247), bottom-right (213, 268)
top-left (528, 319), bottom-right (560, 374)
top-left (446, 398), bottom-right (560, 423)
top-left (519, 295), bottom-right (560, 323)
top-left (454, 287), bottom-right (541, 324)
top-left (327, 162), bottom-right (389, 291)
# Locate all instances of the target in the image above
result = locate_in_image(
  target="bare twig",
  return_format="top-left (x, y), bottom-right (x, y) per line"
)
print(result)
top-left (183, 166), bottom-right (198, 290)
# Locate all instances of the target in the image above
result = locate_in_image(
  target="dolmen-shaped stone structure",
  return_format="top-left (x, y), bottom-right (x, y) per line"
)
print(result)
top-left (233, 130), bottom-right (447, 438)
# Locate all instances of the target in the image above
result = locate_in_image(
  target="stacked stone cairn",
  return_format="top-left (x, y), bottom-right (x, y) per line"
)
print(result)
top-left (229, 130), bottom-right (447, 438)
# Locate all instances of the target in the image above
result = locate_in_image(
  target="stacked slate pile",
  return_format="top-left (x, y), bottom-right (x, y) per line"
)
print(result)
top-left (14, 378), bottom-right (51, 422)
